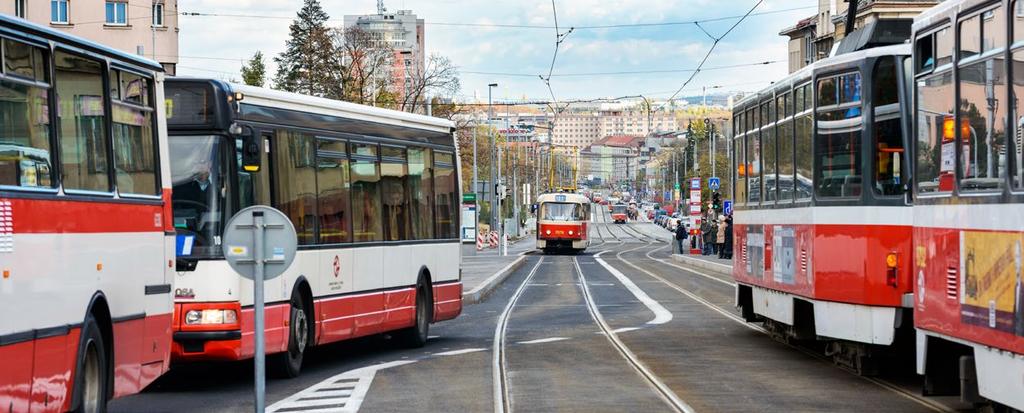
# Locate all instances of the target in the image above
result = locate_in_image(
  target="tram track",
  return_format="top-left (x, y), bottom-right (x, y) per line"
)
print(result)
top-left (613, 245), bottom-right (957, 413)
top-left (492, 257), bottom-right (545, 413)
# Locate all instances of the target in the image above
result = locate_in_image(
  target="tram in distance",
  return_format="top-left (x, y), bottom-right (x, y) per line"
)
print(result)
top-left (536, 193), bottom-right (591, 254)
top-left (165, 79), bottom-right (463, 377)
top-left (610, 203), bottom-right (629, 224)
top-left (0, 15), bottom-right (175, 412)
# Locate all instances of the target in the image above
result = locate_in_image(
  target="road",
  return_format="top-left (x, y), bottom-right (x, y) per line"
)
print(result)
top-left (110, 207), bottom-right (965, 413)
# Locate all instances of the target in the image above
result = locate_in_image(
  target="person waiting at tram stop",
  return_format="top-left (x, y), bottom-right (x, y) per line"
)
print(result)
top-left (716, 217), bottom-right (728, 259)
top-left (674, 220), bottom-right (687, 254)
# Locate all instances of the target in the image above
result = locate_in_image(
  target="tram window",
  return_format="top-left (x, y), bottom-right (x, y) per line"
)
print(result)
top-left (982, 7), bottom-right (1005, 52)
top-left (961, 14), bottom-right (981, 59)
top-left (274, 131), bottom-right (317, 245)
top-left (1013, 50), bottom-right (1024, 189)
top-left (351, 154), bottom-right (383, 243)
top-left (816, 108), bottom-right (862, 199)
top-left (872, 58), bottom-right (906, 196)
top-left (434, 152), bottom-right (458, 239)
top-left (381, 148), bottom-right (410, 241)
top-left (316, 142), bottom-right (351, 244)
top-left (407, 147), bottom-right (434, 240)
top-left (778, 119), bottom-right (795, 202)
top-left (818, 77), bottom-right (837, 107)
top-left (959, 57), bottom-right (1007, 192)
top-left (916, 71), bottom-right (954, 194)
top-left (734, 137), bottom-right (746, 204)
top-left (795, 112), bottom-right (813, 200)
top-left (55, 51), bottom-right (109, 192)
top-left (795, 86), bottom-right (805, 113)
top-left (763, 119), bottom-right (777, 202)
top-left (916, 35), bottom-right (935, 72)
top-left (937, 27), bottom-right (953, 67)
top-left (747, 124), bottom-right (761, 204)
top-left (3, 38), bottom-right (45, 81)
top-left (111, 71), bottom-right (158, 195)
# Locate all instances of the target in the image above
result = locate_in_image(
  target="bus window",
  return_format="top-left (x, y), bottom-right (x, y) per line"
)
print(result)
top-left (0, 40), bottom-right (52, 188)
top-left (111, 70), bottom-right (158, 195)
top-left (434, 152), bottom-right (458, 239)
top-left (407, 147), bottom-right (434, 240)
top-left (317, 139), bottom-right (351, 244)
top-left (55, 50), bottom-right (109, 192)
top-left (274, 131), bottom-right (317, 245)
top-left (816, 72), bottom-right (863, 199)
top-left (872, 57), bottom-right (906, 196)
top-left (381, 146), bottom-right (410, 241)
top-left (239, 133), bottom-right (271, 209)
top-left (170, 135), bottom-right (230, 257)
top-left (351, 143), bottom-right (382, 242)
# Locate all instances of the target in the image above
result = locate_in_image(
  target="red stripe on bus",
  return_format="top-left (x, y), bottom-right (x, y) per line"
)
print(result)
top-left (3, 193), bottom-right (169, 234)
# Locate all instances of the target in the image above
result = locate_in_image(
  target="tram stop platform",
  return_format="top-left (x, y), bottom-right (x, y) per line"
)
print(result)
top-left (671, 252), bottom-right (733, 275)
top-left (460, 235), bottom-right (536, 305)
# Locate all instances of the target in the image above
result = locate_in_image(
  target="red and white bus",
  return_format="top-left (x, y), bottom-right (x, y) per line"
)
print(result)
top-left (731, 35), bottom-right (915, 372)
top-left (911, 1), bottom-right (1024, 408)
top-left (164, 79), bottom-right (462, 377)
top-left (0, 15), bottom-right (174, 412)
top-left (536, 193), bottom-right (590, 253)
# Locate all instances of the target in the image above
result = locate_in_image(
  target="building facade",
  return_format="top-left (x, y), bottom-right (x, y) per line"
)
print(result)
top-left (552, 111), bottom-right (676, 149)
top-left (343, 9), bottom-right (425, 104)
top-left (0, 0), bottom-right (179, 74)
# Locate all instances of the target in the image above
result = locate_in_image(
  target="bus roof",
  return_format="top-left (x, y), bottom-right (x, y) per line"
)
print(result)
top-left (0, 14), bottom-right (163, 72)
top-left (229, 83), bottom-right (455, 134)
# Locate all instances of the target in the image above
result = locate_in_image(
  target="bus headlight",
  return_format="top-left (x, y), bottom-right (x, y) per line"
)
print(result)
top-left (184, 309), bottom-right (238, 325)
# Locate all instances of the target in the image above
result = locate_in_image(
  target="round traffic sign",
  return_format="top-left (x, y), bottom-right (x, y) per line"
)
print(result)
top-left (221, 206), bottom-right (298, 281)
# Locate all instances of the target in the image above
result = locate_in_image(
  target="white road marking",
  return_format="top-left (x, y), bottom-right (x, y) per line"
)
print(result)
top-left (433, 348), bottom-right (487, 356)
top-left (267, 360), bottom-right (415, 413)
top-left (517, 337), bottom-right (570, 344)
top-left (592, 250), bottom-right (672, 325)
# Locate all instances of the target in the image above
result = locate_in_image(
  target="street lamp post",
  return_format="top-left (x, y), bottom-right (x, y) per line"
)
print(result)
top-left (488, 83), bottom-right (498, 232)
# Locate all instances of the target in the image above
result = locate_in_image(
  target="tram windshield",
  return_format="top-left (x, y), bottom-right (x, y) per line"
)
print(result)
top-left (542, 202), bottom-right (586, 221)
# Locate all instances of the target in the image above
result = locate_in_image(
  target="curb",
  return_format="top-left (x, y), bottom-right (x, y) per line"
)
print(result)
top-left (462, 255), bottom-right (529, 305)
top-left (670, 253), bottom-right (733, 275)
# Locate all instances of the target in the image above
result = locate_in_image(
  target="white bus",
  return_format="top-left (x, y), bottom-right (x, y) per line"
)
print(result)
top-left (164, 79), bottom-right (462, 377)
top-left (0, 15), bottom-right (174, 412)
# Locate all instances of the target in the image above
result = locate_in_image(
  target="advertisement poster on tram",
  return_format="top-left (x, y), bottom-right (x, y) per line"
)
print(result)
top-left (960, 231), bottom-right (1024, 335)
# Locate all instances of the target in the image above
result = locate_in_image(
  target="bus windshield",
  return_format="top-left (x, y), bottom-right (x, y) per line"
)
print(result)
top-left (170, 135), bottom-right (230, 258)
top-left (542, 202), bottom-right (584, 221)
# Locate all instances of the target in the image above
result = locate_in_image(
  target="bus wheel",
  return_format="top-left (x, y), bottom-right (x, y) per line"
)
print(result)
top-left (271, 294), bottom-right (308, 378)
top-left (72, 315), bottom-right (108, 413)
top-left (399, 281), bottom-right (432, 348)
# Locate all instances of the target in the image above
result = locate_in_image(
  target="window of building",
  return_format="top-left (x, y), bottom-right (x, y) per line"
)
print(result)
top-left (14, 0), bottom-right (26, 18)
top-left (110, 70), bottom-right (158, 195)
top-left (274, 131), bottom-right (317, 244)
top-left (0, 39), bottom-right (52, 188)
top-left (50, 0), bottom-right (68, 23)
top-left (152, 2), bottom-right (164, 27)
top-left (105, 1), bottom-right (127, 26)
top-left (56, 51), bottom-right (109, 192)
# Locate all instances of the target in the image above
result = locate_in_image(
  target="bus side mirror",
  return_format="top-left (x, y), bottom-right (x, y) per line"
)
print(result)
top-left (239, 126), bottom-right (261, 172)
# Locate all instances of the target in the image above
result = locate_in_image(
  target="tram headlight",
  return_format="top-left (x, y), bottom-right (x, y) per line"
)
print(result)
top-left (568, 230), bottom-right (574, 235)
top-left (184, 309), bottom-right (239, 325)
top-left (546, 230), bottom-right (551, 235)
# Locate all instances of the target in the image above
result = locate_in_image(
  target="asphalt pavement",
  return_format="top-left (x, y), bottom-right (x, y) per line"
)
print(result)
top-left (109, 207), bottom-right (965, 413)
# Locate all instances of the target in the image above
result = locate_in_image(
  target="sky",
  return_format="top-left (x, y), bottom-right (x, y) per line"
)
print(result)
top-left (176, 0), bottom-right (816, 103)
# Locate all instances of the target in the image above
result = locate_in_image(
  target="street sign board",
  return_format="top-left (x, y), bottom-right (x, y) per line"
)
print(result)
top-left (463, 192), bottom-right (477, 203)
top-left (690, 189), bottom-right (701, 204)
top-left (724, 200), bottom-right (733, 215)
top-left (708, 177), bottom-right (721, 190)
top-left (690, 178), bottom-right (701, 190)
top-left (221, 206), bottom-right (298, 413)
top-left (674, 182), bottom-right (680, 190)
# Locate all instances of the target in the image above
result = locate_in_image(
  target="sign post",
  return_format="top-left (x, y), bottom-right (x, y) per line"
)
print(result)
top-left (689, 177), bottom-right (702, 255)
top-left (461, 193), bottom-right (478, 243)
top-left (222, 206), bottom-right (298, 413)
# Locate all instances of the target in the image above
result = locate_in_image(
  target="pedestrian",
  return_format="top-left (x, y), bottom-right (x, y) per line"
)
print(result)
top-left (717, 218), bottom-right (727, 259)
top-left (708, 217), bottom-right (719, 255)
top-left (700, 217), bottom-right (712, 255)
top-left (674, 221), bottom-right (687, 255)
top-left (723, 215), bottom-right (734, 259)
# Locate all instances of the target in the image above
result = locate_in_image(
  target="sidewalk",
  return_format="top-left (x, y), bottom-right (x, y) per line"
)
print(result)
top-left (670, 252), bottom-right (733, 275)
top-left (460, 234), bottom-right (536, 304)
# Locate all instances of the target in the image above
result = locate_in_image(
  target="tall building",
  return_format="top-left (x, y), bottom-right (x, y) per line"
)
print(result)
top-left (0, 0), bottom-right (179, 74)
top-left (551, 110), bottom-right (677, 149)
top-left (343, 8), bottom-right (425, 103)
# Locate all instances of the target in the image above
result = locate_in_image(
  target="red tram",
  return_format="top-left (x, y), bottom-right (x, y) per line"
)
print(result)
top-left (536, 193), bottom-right (591, 254)
top-left (611, 204), bottom-right (629, 224)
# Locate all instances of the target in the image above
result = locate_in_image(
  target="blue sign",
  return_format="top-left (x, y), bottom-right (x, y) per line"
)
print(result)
top-left (708, 177), bottom-right (721, 190)
top-left (690, 178), bottom-right (701, 190)
top-left (723, 200), bottom-right (733, 215)
top-left (176, 234), bottom-right (195, 257)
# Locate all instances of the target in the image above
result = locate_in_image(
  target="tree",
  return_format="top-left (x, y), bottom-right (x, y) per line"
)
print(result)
top-left (273, 0), bottom-right (342, 98)
top-left (399, 54), bottom-right (460, 114)
top-left (335, 26), bottom-right (394, 106)
top-left (240, 51), bottom-right (267, 87)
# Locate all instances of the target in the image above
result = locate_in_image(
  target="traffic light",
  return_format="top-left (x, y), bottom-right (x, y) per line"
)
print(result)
top-left (712, 191), bottom-right (722, 211)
